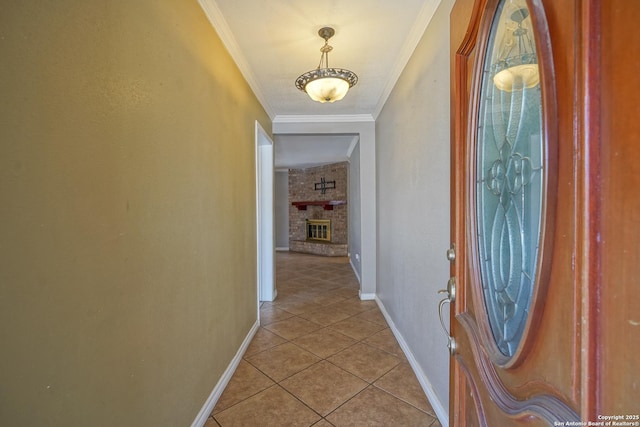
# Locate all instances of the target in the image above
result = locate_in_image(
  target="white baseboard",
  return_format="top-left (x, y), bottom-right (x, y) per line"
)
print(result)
top-left (260, 288), bottom-right (278, 303)
top-left (350, 259), bottom-right (368, 302)
top-left (275, 247), bottom-right (289, 252)
top-left (375, 297), bottom-right (449, 427)
top-left (349, 258), bottom-right (362, 284)
top-left (191, 321), bottom-right (260, 427)
top-left (358, 291), bottom-right (376, 301)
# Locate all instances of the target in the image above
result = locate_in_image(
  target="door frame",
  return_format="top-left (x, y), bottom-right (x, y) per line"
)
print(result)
top-left (255, 121), bottom-right (276, 304)
top-left (272, 116), bottom-right (376, 300)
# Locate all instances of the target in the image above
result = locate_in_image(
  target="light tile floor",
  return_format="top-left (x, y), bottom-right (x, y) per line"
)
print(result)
top-left (207, 251), bottom-right (442, 427)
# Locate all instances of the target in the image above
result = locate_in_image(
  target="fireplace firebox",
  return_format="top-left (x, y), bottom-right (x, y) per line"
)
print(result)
top-left (306, 219), bottom-right (331, 242)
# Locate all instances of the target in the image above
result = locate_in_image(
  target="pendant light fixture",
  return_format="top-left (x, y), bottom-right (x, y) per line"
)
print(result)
top-left (295, 27), bottom-right (358, 103)
top-left (492, 7), bottom-right (539, 92)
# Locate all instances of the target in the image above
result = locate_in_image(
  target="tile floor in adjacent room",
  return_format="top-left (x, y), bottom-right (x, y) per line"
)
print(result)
top-left (207, 251), bottom-right (442, 427)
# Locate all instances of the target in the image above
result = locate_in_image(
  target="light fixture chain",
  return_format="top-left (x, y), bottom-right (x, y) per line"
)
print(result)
top-left (317, 41), bottom-right (332, 69)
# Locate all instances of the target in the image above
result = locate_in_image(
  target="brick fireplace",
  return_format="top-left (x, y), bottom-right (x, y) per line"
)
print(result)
top-left (288, 162), bottom-right (348, 257)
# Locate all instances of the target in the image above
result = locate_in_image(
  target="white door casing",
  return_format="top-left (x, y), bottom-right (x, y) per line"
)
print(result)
top-left (256, 121), bottom-right (275, 303)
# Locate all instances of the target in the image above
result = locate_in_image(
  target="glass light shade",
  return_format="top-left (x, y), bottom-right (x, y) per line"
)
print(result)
top-left (493, 63), bottom-right (539, 92)
top-left (295, 28), bottom-right (358, 103)
top-left (304, 77), bottom-right (350, 103)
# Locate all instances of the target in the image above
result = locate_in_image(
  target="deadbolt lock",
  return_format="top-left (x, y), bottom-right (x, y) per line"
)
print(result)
top-left (446, 244), bottom-right (456, 263)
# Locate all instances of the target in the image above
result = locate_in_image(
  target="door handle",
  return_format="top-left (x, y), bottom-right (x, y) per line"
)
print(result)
top-left (438, 277), bottom-right (457, 356)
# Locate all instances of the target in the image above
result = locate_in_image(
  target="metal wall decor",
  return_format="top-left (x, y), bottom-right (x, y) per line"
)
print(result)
top-left (314, 177), bottom-right (336, 194)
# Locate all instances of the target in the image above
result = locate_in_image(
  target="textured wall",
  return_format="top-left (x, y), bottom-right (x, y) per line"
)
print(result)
top-left (376, 0), bottom-right (454, 417)
top-left (348, 142), bottom-right (362, 280)
top-left (0, 1), bottom-right (270, 425)
top-left (275, 171), bottom-right (290, 249)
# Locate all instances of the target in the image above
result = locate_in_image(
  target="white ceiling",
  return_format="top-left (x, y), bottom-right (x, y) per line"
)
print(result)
top-left (274, 134), bottom-right (358, 169)
top-left (199, 0), bottom-right (442, 167)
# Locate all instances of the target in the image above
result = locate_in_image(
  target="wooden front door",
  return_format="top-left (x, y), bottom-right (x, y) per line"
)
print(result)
top-left (448, 0), bottom-right (640, 425)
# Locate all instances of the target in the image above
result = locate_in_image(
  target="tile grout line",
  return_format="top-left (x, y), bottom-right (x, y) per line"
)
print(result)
top-left (213, 253), bottom-right (437, 426)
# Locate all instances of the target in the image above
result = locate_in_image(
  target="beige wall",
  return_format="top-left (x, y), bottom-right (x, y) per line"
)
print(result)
top-left (0, 1), bottom-right (270, 425)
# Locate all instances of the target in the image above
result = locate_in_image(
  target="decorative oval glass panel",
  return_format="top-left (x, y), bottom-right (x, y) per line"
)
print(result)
top-left (476, 0), bottom-right (544, 358)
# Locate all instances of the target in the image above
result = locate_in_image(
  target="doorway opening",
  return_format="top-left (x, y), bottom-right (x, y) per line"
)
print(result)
top-left (255, 121), bottom-right (275, 304)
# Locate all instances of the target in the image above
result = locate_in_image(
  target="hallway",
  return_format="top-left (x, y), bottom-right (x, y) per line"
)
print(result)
top-left (207, 252), bottom-right (441, 426)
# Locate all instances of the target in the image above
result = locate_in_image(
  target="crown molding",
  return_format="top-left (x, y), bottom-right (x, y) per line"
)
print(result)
top-left (198, 0), bottom-right (276, 120)
top-left (372, 0), bottom-right (442, 120)
top-left (199, 0), bottom-right (442, 122)
top-left (273, 114), bottom-right (375, 124)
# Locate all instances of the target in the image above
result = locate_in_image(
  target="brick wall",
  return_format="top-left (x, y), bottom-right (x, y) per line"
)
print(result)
top-left (289, 162), bottom-right (348, 248)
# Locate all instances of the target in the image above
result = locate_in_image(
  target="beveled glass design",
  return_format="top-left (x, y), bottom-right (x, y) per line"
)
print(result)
top-left (476, 0), bottom-right (544, 357)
